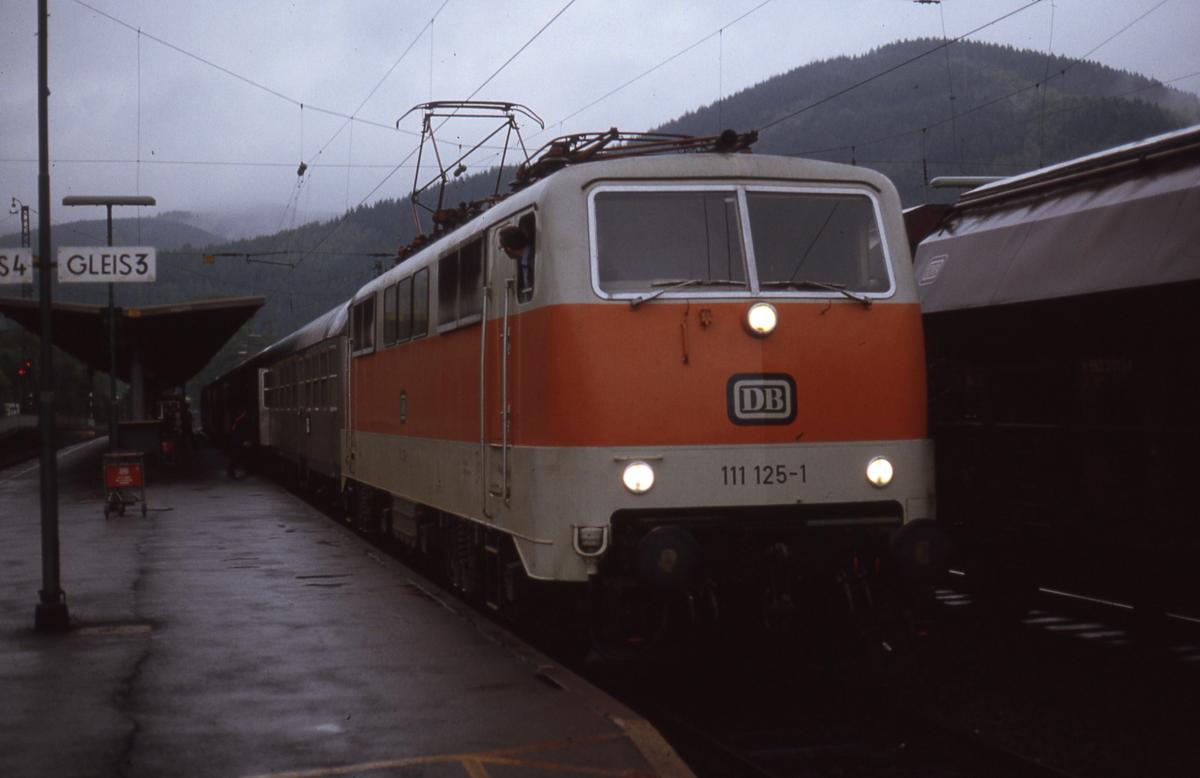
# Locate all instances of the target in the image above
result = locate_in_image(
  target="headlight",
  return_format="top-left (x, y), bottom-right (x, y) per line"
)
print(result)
top-left (745, 302), bottom-right (777, 336)
top-left (866, 456), bottom-right (894, 487)
top-left (622, 461), bottom-right (655, 494)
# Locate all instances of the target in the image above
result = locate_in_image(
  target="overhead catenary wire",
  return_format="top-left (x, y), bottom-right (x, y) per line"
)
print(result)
top-left (757, 0), bottom-right (1047, 133)
top-left (295, 0), bottom-right (580, 268)
top-left (304, 0), bottom-right (452, 171)
top-left (68, 0), bottom-right (422, 139)
top-left (1038, 0), bottom-right (1057, 167)
top-left (787, 67), bottom-right (1200, 160)
top-left (549, 0), bottom-right (774, 133)
top-left (783, 2), bottom-right (1180, 165)
top-left (465, 0), bottom-right (773, 173)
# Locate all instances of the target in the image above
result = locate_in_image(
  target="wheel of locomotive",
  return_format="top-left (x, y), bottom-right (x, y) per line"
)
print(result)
top-left (354, 484), bottom-right (378, 534)
top-left (968, 555), bottom-right (1037, 621)
top-left (588, 580), bottom-right (671, 661)
top-left (1128, 571), bottom-right (1169, 642)
top-left (339, 484), bottom-right (355, 526)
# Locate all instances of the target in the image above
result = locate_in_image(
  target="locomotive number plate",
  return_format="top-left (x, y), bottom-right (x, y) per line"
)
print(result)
top-left (720, 463), bottom-right (807, 486)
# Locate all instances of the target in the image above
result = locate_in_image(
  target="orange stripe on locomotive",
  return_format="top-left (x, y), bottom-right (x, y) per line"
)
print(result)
top-left (351, 299), bottom-right (926, 448)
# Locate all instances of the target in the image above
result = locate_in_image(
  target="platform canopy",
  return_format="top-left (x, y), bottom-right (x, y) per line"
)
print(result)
top-left (0, 295), bottom-right (265, 387)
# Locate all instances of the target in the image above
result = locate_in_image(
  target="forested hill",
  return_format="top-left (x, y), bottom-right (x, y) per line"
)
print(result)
top-left (659, 38), bottom-right (1200, 205)
top-left (3, 38), bottom-right (1197, 397)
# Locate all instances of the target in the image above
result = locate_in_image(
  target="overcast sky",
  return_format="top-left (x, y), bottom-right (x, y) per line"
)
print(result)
top-left (1, 0), bottom-right (1197, 233)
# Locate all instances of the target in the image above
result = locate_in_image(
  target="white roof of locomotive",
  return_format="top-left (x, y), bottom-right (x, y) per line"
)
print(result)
top-left (355, 152), bottom-right (903, 303)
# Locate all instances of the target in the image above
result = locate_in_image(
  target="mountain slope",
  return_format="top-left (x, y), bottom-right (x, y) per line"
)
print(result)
top-left (658, 38), bottom-right (1199, 204)
top-left (3, 38), bottom-right (1197, 400)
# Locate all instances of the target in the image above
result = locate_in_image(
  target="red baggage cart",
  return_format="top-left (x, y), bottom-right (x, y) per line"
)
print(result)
top-left (103, 451), bottom-right (146, 518)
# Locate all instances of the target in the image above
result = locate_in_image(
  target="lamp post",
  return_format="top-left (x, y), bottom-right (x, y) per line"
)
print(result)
top-left (61, 195), bottom-right (156, 452)
top-left (33, 0), bottom-right (68, 632)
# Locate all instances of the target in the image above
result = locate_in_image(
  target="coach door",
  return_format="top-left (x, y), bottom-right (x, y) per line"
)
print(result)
top-left (482, 214), bottom-right (535, 516)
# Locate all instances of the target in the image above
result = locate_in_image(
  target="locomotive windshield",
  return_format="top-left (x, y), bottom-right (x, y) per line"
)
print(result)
top-left (748, 191), bottom-right (889, 293)
top-left (592, 189), bottom-right (747, 293)
top-left (591, 186), bottom-right (891, 297)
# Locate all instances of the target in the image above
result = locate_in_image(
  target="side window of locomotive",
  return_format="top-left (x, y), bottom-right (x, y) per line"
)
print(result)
top-left (437, 252), bottom-right (458, 328)
top-left (396, 276), bottom-right (414, 341)
top-left (746, 191), bottom-right (891, 294)
top-left (437, 239), bottom-right (484, 331)
top-left (352, 297), bottom-right (375, 354)
top-left (517, 212), bottom-right (536, 304)
top-left (458, 238), bottom-right (483, 323)
top-left (593, 189), bottom-right (746, 294)
top-left (383, 283), bottom-right (399, 346)
top-left (412, 267), bottom-right (429, 338)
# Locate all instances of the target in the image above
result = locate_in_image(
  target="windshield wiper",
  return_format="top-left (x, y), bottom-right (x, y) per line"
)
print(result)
top-left (630, 278), bottom-right (747, 309)
top-left (759, 279), bottom-right (872, 308)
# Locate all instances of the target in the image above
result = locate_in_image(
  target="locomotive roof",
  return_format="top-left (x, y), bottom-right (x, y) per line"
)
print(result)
top-left (914, 123), bottom-right (1200, 313)
top-left (356, 152), bottom-right (901, 303)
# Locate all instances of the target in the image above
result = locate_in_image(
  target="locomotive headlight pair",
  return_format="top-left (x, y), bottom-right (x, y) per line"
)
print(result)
top-left (622, 461), bottom-right (656, 494)
top-left (866, 456), bottom-right (894, 488)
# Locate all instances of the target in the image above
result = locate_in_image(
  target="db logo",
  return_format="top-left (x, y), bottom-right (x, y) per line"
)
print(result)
top-left (727, 374), bottom-right (797, 425)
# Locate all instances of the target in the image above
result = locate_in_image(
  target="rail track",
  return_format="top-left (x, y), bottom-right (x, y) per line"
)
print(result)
top-left (272, 460), bottom-right (1200, 778)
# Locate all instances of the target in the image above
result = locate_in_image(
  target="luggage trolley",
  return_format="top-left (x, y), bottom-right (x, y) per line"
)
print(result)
top-left (103, 451), bottom-right (147, 518)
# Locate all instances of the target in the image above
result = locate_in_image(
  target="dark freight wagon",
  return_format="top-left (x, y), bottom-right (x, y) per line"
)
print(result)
top-left (914, 125), bottom-right (1200, 618)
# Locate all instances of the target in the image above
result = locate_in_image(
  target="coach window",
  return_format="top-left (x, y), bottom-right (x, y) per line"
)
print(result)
top-left (306, 355), bottom-right (314, 409)
top-left (412, 267), bottom-right (429, 338)
top-left (300, 357), bottom-right (308, 409)
top-left (396, 276), bottom-right (414, 342)
top-left (352, 297), bottom-right (375, 354)
top-left (383, 283), bottom-right (399, 345)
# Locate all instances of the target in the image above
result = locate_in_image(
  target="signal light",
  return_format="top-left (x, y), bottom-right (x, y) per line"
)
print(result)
top-left (17, 359), bottom-right (32, 378)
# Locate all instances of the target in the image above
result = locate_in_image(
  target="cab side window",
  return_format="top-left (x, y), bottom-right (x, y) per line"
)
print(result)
top-left (516, 213), bottom-right (536, 304)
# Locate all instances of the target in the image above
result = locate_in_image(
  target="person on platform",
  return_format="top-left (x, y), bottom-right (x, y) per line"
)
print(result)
top-left (227, 407), bottom-right (251, 479)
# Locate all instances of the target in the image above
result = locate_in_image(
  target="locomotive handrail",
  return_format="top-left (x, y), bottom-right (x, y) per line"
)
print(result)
top-left (500, 278), bottom-right (513, 505)
top-left (480, 282), bottom-right (492, 520)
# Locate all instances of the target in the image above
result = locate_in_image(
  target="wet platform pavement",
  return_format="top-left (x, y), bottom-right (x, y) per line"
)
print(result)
top-left (0, 439), bottom-right (690, 778)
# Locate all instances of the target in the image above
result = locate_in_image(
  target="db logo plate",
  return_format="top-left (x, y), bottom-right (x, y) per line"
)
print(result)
top-left (727, 373), bottom-right (796, 425)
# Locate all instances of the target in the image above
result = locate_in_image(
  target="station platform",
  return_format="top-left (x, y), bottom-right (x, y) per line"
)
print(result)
top-left (0, 439), bottom-right (691, 778)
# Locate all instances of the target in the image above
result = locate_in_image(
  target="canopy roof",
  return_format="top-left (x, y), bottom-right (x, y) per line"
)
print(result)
top-left (0, 295), bottom-right (264, 386)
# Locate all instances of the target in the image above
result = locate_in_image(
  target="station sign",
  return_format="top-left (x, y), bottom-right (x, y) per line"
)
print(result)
top-left (0, 249), bottom-right (33, 284)
top-left (57, 247), bottom-right (156, 283)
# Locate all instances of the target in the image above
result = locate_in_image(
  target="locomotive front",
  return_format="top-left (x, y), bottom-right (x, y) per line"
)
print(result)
top-left (512, 154), bottom-right (939, 636)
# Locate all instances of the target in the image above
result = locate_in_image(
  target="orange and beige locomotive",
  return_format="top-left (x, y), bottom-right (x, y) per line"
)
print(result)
top-left (206, 123), bottom-right (940, 644)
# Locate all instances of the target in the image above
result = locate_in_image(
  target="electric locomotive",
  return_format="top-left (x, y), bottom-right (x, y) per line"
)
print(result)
top-left (345, 130), bottom-right (938, 638)
top-left (209, 127), bottom-right (941, 644)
